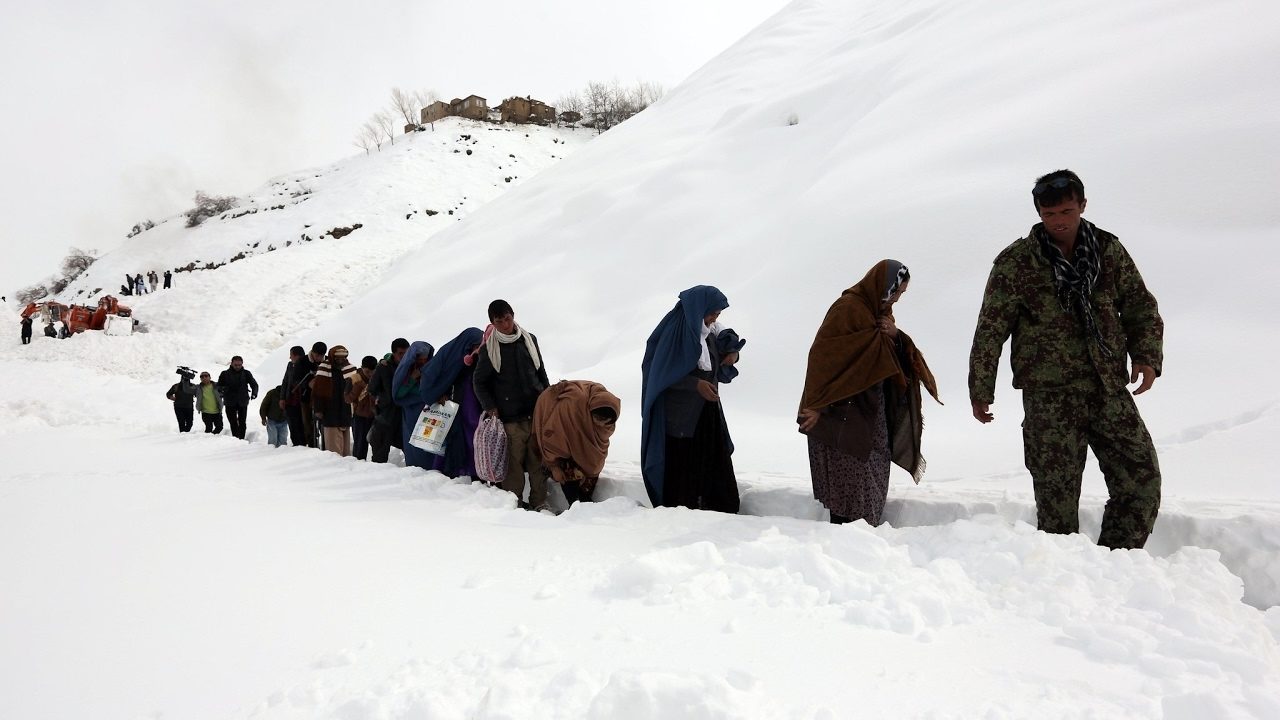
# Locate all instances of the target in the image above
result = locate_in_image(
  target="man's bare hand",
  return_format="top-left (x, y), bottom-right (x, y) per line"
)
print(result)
top-left (696, 380), bottom-right (719, 403)
top-left (972, 401), bottom-right (994, 424)
top-left (876, 317), bottom-right (898, 338)
top-left (1131, 364), bottom-right (1157, 395)
top-left (797, 408), bottom-right (819, 432)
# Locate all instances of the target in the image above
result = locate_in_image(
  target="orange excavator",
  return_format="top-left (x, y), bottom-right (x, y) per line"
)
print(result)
top-left (20, 295), bottom-right (134, 335)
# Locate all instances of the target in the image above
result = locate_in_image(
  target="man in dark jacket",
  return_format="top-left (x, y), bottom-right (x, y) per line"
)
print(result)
top-left (43, 322), bottom-right (57, 338)
top-left (217, 355), bottom-right (260, 440)
top-left (473, 300), bottom-right (551, 510)
top-left (281, 345), bottom-right (313, 447)
top-left (259, 385), bottom-right (289, 447)
top-left (969, 170), bottom-right (1163, 550)
top-left (163, 270), bottom-right (172, 289)
top-left (20, 316), bottom-right (33, 345)
top-left (166, 374), bottom-right (197, 432)
top-left (368, 338), bottom-right (410, 463)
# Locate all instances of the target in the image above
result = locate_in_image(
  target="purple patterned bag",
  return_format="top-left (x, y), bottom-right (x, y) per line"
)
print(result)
top-left (473, 415), bottom-right (508, 485)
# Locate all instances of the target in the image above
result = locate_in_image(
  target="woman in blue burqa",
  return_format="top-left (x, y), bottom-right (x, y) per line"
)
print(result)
top-left (391, 340), bottom-right (435, 469)
top-left (415, 327), bottom-right (486, 478)
top-left (640, 285), bottom-right (742, 512)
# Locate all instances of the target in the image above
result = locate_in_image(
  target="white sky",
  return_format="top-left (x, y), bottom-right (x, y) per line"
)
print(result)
top-left (0, 0), bottom-right (788, 295)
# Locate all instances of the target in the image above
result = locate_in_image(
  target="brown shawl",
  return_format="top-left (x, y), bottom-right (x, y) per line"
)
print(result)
top-left (799, 260), bottom-right (941, 481)
top-left (533, 380), bottom-right (621, 484)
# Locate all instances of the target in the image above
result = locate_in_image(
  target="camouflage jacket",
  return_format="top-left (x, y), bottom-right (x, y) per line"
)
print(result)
top-left (968, 223), bottom-right (1163, 403)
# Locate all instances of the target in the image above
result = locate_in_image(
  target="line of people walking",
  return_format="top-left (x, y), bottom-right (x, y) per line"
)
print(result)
top-left (162, 169), bottom-right (1165, 550)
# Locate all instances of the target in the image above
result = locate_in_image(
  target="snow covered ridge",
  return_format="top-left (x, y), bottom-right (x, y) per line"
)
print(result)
top-left (59, 117), bottom-right (592, 308)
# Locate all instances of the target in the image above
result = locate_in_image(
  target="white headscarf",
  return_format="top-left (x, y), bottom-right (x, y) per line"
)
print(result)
top-left (485, 323), bottom-right (542, 373)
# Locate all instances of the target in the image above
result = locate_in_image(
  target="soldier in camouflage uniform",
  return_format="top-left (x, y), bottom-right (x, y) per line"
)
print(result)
top-left (968, 170), bottom-right (1163, 549)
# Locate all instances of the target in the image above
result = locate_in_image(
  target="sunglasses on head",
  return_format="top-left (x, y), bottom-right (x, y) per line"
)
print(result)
top-left (1032, 177), bottom-right (1078, 196)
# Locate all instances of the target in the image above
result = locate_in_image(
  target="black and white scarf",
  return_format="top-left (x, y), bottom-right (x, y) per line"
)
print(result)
top-left (1036, 219), bottom-right (1112, 358)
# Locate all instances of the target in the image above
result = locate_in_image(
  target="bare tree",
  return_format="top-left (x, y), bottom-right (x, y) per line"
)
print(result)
top-left (390, 87), bottom-right (418, 128)
top-left (60, 247), bottom-right (96, 282)
top-left (556, 91), bottom-right (585, 115)
top-left (373, 110), bottom-right (397, 145)
top-left (16, 284), bottom-right (49, 305)
top-left (414, 89), bottom-right (441, 129)
top-left (354, 121), bottom-right (379, 154)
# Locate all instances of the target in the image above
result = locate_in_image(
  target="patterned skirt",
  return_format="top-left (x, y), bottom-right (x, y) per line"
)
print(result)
top-left (808, 384), bottom-right (891, 525)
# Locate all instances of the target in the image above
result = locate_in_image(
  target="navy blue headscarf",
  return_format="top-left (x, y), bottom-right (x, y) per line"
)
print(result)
top-left (640, 285), bottom-right (729, 506)
top-left (392, 340), bottom-right (435, 469)
top-left (417, 328), bottom-right (484, 405)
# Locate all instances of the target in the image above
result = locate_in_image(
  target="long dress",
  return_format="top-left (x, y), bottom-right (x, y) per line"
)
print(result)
top-left (808, 383), bottom-right (891, 525)
top-left (663, 397), bottom-right (740, 513)
top-left (432, 366), bottom-right (481, 479)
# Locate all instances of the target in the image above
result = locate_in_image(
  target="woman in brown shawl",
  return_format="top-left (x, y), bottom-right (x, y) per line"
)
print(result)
top-left (798, 260), bottom-right (940, 525)
top-left (533, 380), bottom-right (621, 506)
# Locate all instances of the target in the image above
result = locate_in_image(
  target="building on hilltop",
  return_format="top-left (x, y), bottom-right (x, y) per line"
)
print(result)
top-left (498, 96), bottom-right (556, 125)
top-left (421, 100), bottom-right (453, 125)
top-left (451, 95), bottom-right (488, 120)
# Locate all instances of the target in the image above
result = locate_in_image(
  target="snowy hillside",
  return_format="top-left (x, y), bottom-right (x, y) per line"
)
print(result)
top-left (3, 0), bottom-right (1280, 717)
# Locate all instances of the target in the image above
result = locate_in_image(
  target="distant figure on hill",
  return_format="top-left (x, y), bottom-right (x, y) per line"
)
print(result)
top-left (641, 286), bottom-right (743, 514)
top-left (197, 371), bottom-right (224, 434)
top-left (473, 300), bottom-right (551, 510)
top-left (217, 355), bottom-right (259, 440)
top-left (259, 385), bottom-right (289, 448)
top-left (163, 270), bottom-right (172, 289)
top-left (134, 274), bottom-right (146, 296)
top-left (368, 338), bottom-right (410, 463)
top-left (798, 261), bottom-right (940, 526)
top-left (20, 316), bottom-right (33, 345)
top-left (148, 271), bottom-right (158, 293)
top-left (968, 169), bottom-right (1164, 550)
top-left (166, 373), bottom-right (197, 433)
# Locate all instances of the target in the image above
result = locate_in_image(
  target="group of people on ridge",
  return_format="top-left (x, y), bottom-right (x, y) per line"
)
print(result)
top-left (122, 270), bottom-right (172, 296)
top-left (164, 169), bottom-right (1165, 549)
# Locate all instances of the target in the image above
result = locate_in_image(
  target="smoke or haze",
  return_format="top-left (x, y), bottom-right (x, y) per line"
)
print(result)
top-left (0, 0), bottom-right (787, 295)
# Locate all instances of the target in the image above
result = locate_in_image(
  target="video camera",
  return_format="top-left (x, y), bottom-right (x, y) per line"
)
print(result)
top-left (176, 366), bottom-right (197, 381)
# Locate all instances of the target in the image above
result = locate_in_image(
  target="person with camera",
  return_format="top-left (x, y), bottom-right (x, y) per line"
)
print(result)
top-left (166, 368), bottom-right (198, 433)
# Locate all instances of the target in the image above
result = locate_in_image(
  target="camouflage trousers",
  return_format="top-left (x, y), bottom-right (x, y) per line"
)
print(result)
top-left (1021, 387), bottom-right (1161, 549)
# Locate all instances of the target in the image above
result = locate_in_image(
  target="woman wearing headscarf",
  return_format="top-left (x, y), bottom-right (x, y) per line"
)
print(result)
top-left (640, 285), bottom-right (742, 513)
top-left (391, 340), bottom-right (436, 469)
top-left (533, 380), bottom-right (621, 506)
top-left (416, 327), bottom-right (486, 479)
top-left (798, 260), bottom-right (941, 526)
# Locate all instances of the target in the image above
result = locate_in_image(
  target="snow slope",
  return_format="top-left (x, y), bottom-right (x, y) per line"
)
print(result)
top-left (3, 0), bottom-right (1280, 716)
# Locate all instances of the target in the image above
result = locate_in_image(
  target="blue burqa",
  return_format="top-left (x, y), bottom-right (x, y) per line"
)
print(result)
top-left (392, 340), bottom-right (436, 469)
top-left (416, 328), bottom-right (484, 476)
top-left (640, 285), bottom-right (730, 506)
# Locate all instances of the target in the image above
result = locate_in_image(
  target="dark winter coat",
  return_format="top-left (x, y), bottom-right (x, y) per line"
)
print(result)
top-left (167, 379), bottom-right (197, 408)
top-left (282, 357), bottom-right (315, 406)
top-left (259, 387), bottom-right (286, 423)
top-left (472, 334), bottom-right (550, 422)
top-left (314, 361), bottom-right (354, 428)
top-left (216, 367), bottom-right (260, 408)
top-left (369, 356), bottom-right (401, 427)
top-left (20, 317), bottom-right (33, 338)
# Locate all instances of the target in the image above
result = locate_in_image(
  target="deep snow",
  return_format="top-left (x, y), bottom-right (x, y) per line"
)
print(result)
top-left (3, 0), bottom-right (1280, 716)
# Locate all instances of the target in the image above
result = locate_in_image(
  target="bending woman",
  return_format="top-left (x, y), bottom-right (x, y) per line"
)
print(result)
top-left (798, 260), bottom-right (940, 526)
top-left (391, 340), bottom-right (436, 469)
top-left (416, 327), bottom-right (485, 479)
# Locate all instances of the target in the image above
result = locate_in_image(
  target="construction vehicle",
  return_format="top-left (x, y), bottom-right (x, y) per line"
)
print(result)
top-left (20, 295), bottom-right (134, 336)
